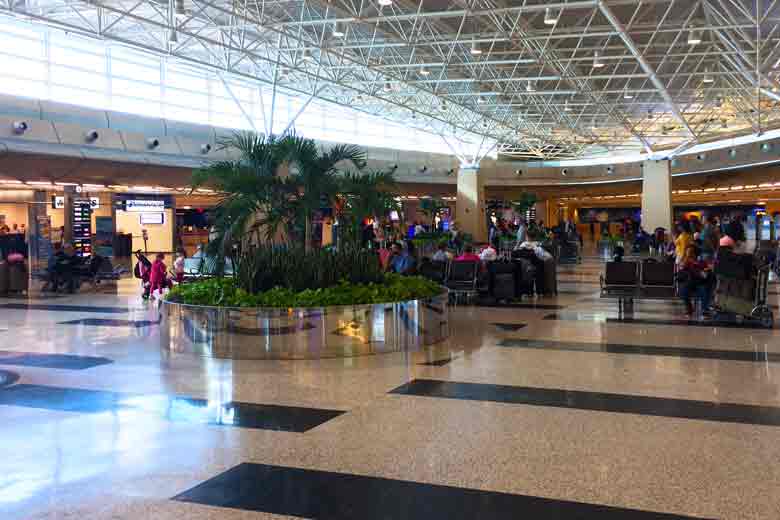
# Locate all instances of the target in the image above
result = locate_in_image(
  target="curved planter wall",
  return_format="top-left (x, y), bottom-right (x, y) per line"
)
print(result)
top-left (160, 291), bottom-right (449, 360)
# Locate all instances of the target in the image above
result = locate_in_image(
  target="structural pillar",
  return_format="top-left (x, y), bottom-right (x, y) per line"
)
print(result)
top-left (455, 166), bottom-right (487, 242)
top-left (641, 160), bottom-right (672, 232)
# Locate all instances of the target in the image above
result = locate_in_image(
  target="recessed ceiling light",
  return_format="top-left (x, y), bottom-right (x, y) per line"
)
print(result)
top-left (687, 26), bottom-right (702, 45)
top-left (593, 51), bottom-right (605, 68)
top-left (544, 7), bottom-right (558, 25)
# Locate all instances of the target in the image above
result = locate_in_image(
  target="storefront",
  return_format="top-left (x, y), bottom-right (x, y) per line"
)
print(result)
top-left (0, 190), bottom-right (32, 261)
top-left (114, 194), bottom-right (175, 258)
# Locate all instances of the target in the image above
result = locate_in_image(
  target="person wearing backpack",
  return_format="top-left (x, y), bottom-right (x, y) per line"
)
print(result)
top-left (699, 216), bottom-right (720, 261)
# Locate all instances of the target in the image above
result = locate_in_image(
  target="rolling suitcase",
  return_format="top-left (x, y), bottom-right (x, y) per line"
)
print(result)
top-left (540, 257), bottom-right (557, 295)
top-left (514, 258), bottom-right (536, 296)
top-left (489, 262), bottom-right (516, 301)
top-left (0, 261), bottom-right (8, 295)
top-left (8, 262), bottom-right (27, 293)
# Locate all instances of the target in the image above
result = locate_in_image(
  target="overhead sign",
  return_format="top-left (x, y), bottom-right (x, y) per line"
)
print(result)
top-left (89, 197), bottom-right (100, 209)
top-left (125, 199), bottom-right (165, 212)
top-left (52, 196), bottom-right (65, 209)
top-left (72, 199), bottom-right (92, 258)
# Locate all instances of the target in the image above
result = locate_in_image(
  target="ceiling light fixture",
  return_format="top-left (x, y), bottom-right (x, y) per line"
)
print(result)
top-left (419, 66), bottom-right (430, 76)
top-left (702, 68), bottom-right (714, 83)
top-left (592, 50), bottom-right (605, 68)
top-left (525, 81), bottom-right (535, 92)
top-left (332, 21), bottom-right (345, 37)
top-left (470, 41), bottom-right (482, 55)
top-left (687, 26), bottom-right (702, 45)
top-left (168, 29), bottom-right (178, 43)
top-left (623, 90), bottom-right (633, 99)
top-left (174, 0), bottom-right (185, 17)
top-left (378, 0), bottom-right (392, 6)
top-left (383, 82), bottom-right (392, 92)
top-left (302, 48), bottom-right (314, 61)
top-left (477, 96), bottom-right (486, 104)
top-left (544, 7), bottom-right (559, 25)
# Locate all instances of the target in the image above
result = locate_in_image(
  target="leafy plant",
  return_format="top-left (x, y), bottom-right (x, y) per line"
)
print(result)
top-left (338, 169), bottom-right (399, 247)
top-left (512, 192), bottom-right (537, 216)
top-left (167, 274), bottom-right (442, 308)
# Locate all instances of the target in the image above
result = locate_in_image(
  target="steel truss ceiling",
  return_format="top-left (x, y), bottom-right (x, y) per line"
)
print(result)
top-left (4, 0), bottom-right (780, 161)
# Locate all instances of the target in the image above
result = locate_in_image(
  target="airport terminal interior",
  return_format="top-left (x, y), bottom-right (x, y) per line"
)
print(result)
top-left (4, 1), bottom-right (780, 519)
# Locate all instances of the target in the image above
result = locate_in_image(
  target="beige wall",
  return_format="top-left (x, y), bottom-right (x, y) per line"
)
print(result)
top-left (0, 202), bottom-right (29, 229)
top-left (115, 208), bottom-right (174, 254)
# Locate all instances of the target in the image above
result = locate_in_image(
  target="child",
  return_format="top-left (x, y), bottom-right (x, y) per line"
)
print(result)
top-left (173, 251), bottom-right (185, 284)
top-left (148, 253), bottom-right (169, 299)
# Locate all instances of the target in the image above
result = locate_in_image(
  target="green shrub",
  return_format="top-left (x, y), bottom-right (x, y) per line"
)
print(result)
top-left (233, 243), bottom-right (384, 294)
top-left (167, 274), bottom-right (442, 308)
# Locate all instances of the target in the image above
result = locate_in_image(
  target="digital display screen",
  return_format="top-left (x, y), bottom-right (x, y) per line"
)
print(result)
top-left (72, 199), bottom-right (92, 257)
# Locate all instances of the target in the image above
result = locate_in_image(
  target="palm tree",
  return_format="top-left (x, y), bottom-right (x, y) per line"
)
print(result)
top-left (339, 170), bottom-right (399, 247)
top-left (191, 132), bottom-right (299, 270)
top-left (283, 136), bottom-right (367, 251)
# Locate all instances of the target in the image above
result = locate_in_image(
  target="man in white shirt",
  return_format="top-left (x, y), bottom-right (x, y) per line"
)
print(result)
top-left (480, 244), bottom-right (498, 262)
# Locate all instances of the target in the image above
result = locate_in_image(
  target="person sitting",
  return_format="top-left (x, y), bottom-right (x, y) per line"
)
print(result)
top-left (50, 243), bottom-right (81, 293)
top-left (386, 242), bottom-right (415, 275)
top-left (613, 245), bottom-right (625, 262)
top-left (479, 242), bottom-right (498, 262)
top-left (431, 242), bottom-right (452, 263)
top-left (455, 245), bottom-right (481, 262)
top-left (678, 244), bottom-right (714, 317)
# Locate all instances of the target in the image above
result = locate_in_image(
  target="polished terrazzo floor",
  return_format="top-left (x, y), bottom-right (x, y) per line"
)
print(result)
top-left (2, 255), bottom-right (780, 519)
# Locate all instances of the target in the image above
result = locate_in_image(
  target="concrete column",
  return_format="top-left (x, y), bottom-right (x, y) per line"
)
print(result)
top-left (641, 160), bottom-right (673, 232)
top-left (455, 166), bottom-right (487, 242)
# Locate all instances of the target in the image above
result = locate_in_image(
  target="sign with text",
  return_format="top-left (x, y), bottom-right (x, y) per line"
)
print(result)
top-left (72, 199), bottom-right (92, 257)
top-left (125, 199), bottom-right (165, 212)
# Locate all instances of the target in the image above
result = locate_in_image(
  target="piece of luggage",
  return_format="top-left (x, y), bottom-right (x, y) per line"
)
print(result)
top-left (489, 261), bottom-right (516, 300)
top-left (538, 257), bottom-right (557, 295)
top-left (715, 250), bottom-right (754, 280)
top-left (514, 258), bottom-right (536, 296)
top-left (0, 261), bottom-right (8, 295)
top-left (8, 262), bottom-right (27, 293)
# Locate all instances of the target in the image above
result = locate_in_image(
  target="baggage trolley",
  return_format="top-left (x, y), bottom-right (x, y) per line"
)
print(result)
top-left (713, 263), bottom-right (774, 328)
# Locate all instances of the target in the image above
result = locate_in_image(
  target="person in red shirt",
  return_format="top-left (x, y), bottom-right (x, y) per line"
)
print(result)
top-left (454, 245), bottom-right (481, 262)
top-left (148, 253), bottom-right (169, 297)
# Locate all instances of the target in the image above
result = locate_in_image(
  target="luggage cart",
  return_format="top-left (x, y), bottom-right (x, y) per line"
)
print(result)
top-left (713, 263), bottom-right (774, 328)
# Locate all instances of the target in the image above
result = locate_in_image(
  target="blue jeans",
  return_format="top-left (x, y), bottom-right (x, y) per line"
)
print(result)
top-left (679, 280), bottom-right (713, 311)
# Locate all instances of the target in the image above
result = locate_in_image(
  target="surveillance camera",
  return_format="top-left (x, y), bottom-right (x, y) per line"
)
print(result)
top-left (390, 164), bottom-right (398, 171)
top-left (75, 185), bottom-right (83, 193)
top-left (201, 143), bottom-right (212, 154)
top-left (447, 168), bottom-right (455, 176)
top-left (561, 168), bottom-right (568, 176)
top-left (12, 121), bottom-right (28, 135)
top-left (606, 166), bottom-right (614, 173)
top-left (421, 166), bottom-right (428, 173)
top-left (85, 130), bottom-right (99, 142)
top-left (696, 153), bottom-right (705, 161)
top-left (728, 148), bottom-right (737, 158)
top-left (147, 138), bottom-right (160, 149)
top-left (514, 169), bottom-right (523, 176)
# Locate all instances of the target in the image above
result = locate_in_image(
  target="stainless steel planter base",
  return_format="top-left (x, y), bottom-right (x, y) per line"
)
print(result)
top-left (160, 292), bottom-right (449, 360)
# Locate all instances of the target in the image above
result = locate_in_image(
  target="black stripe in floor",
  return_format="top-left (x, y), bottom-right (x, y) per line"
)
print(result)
top-left (418, 356), bottom-right (455, 367)
top-left (0, 303), bottom-right (130, 314)
top-left (499, 339), bottom-right (780, 363)
top-left (390, 379), bottom-right (780, 427)
top-left (0, 351), bottom-right (113, 370)
top-left (0, 384), bottom-right (343, 432)
top-left (492, 323), bottom-right (527, 331)
top-left (59, 318), bottom-right (160, 327)
top-left (174, 463), bottom-right (709, 520)
top-left (544, 313), bottom-right (772, 329)
top-left (476, 302), bottom-right (565, 310)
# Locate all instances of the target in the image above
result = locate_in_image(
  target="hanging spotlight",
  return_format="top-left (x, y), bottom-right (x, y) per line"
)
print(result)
top-left (721, 119), bottom-right (728, 129)
top-left (302, 48), bottom-right (314, 62)
top-left (687, 26), bottom-right (702, 45)
top-left (761, 142), bottom-right (773, 152)
top-left (168, 29), bottom-right (178, 43)
top-left (564, 99), bottom-right (572, 111)
top-left (714, 97), bottom-right (723, 108)
top-left (419, 66), bottom-right (430, 76)
top-left (525, 81), bottom-right (535, 92)
top-left (383, 82), bottom-right (392, 92)
top-left (174, 0), bottom-right (185, 17)
top-left (592, 50), bottom-right (605, 68)
top-left (470, 41), bottom-right (482, 55)
top-left (332, 21), bottom-right (345, 37)
top-left (544, 7), bottom-right (559, 25)
top-left (477, 96), bottom-right (486, 104)
top-left (440, 101), bottom-right (448, 111)
top-left (378, 0), bottom-right (392, 6)
top-left (728, 148), bottom-right (737, 158)
top-left (702, 68), bottom-right (714, 83)
top-left (623, 89), bottom-right (633, 99)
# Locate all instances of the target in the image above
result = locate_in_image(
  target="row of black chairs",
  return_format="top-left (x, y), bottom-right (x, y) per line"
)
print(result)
top-left (600, 260), bottom-right (676, 300)
top-left (419, 260), bottom-right (480, 303)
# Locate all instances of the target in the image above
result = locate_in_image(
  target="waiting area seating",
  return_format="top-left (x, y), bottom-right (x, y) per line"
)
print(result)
top-left (600, 260), bottom-right (677, 310)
